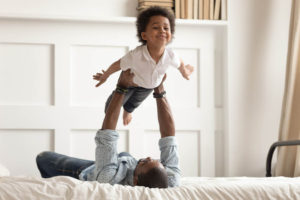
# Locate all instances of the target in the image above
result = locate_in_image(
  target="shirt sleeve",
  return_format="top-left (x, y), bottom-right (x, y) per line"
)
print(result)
top-left (94, 129), bottom-right (119, 184)
top-left (120, 49), bottom-right (134, 71)
top-left (159, 136), bottom-right (181, 187)
top-left (167, 49), bottom-right (181, 69)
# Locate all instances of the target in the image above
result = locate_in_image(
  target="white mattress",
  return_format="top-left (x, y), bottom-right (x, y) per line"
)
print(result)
top-left (0, 176), bottom-right (300, 200)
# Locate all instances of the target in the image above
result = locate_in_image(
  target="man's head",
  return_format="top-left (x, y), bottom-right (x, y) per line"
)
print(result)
top-left (133, 157), bottom-right (168, 188)
top-left (136, 6), bottom-right (175, 45)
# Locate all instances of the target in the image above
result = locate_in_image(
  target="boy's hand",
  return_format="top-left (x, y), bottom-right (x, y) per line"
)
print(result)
top-left (180, 64), bottom-right (194, 80)
top-left (93, 70), bottom-right (108, 87)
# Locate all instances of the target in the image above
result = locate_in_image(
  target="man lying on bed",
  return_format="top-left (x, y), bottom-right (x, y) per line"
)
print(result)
top-left (36, 70), bottom-right (180, 188)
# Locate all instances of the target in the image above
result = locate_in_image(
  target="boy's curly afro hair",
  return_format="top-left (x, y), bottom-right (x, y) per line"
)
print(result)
top-left (136, 6), bottom-right (175, 45)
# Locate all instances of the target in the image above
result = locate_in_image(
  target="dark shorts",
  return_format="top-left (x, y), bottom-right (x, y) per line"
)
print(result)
top-left (105, 87), bottom-right (153, 113)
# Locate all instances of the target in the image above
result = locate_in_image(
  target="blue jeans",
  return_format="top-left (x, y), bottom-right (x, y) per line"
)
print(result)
top-left (36, 151), bottom-right (131, 179)
top-left (105, 87), bottom-right (153, 113)
top-left (36, 151), bottom-right (94, 179)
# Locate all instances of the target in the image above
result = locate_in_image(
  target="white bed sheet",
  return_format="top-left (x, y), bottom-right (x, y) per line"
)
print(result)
top-left (0, 176), bottom-right (300, 200)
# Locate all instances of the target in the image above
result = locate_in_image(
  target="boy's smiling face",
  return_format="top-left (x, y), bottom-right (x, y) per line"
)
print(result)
top-left (141, 15), bottom-right (171, 48)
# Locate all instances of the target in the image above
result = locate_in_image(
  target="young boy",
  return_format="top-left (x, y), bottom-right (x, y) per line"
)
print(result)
top-left (93, 6), bottom-right (194, 125)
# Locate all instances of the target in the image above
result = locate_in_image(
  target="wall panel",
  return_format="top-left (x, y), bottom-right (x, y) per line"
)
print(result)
top-left (70, 45), bottom-right (128, 106)
top-left (0, 43), bottom-right (54, 105)
top-left (0, 129), bottom-right (54, 176)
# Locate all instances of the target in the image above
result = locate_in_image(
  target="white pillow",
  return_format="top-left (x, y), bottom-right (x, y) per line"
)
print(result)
top-left (0, 164), bottom-right (10, 176)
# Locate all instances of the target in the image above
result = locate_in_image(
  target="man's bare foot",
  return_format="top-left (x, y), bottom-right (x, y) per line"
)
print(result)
top-left (123, 110), bottom-right (132, 126)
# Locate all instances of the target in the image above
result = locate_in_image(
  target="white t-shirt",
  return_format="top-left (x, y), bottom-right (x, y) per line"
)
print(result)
top-left (120, 45), bottom-right (181, 89)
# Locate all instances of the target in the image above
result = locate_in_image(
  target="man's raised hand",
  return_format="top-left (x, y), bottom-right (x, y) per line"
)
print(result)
top-left (117, 69), bottom-right (137, 88)
top-left (154, 74), bottom-right (167, 94)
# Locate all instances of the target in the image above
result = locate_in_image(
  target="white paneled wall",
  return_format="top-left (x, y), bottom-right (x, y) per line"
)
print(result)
top-left (70, 45), bottom-right (128, 107)
top-left (0, 16), bottom-right (227, 177)
top-left (0, 43), bottom-right (54, 105)
top-left (0, 129), bottom-right (54, 176)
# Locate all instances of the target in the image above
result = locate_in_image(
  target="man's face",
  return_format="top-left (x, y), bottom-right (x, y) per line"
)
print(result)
top-left (133, 157), bottom-right (164, 185)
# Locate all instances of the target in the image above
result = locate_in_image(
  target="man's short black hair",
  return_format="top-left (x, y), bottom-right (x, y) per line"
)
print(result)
top-left (136, 6), bottom-right (175, 45)
top-left (136, 167), bottom-right (169, 188)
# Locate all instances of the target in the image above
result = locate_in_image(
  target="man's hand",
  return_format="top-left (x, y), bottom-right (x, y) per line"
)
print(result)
top-left (117, 69), bottom-right (137, 88)
top-left (93, 70), bottom-right (109, 87)
top-left (154, 74), bottom-right (167, 94)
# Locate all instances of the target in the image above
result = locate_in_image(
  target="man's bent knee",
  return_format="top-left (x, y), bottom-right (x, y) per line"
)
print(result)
top-left (36, 151), bottom-right (52, 165)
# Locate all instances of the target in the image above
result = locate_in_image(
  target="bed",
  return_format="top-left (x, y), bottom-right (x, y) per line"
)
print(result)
top-left (0, 175), bottom-right (300, 200)
top-left (1, 141), bottom-right (300, 200)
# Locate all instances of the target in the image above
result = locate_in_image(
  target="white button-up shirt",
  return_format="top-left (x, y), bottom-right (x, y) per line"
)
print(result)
top-left (120, 45), bottom-right (181, 89)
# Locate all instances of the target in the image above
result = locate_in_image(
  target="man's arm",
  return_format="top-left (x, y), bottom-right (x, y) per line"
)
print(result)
top-left (101, 70), bottom-right (135, 130)
top-left (155, 77), bottom-right (181, 187)
top-left (154, 76), bottom-right (175, 138)
top-left (93, 70), bottom-right (135, 184)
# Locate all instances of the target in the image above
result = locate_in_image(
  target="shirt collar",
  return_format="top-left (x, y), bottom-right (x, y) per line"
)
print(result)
top-left (142, 45), bottom-right (152, 62)
top-left (142, 45), bottom-right (167, 65)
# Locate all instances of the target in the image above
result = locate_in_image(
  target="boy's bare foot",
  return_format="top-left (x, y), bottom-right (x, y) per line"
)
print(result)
top-left (123, 110), bottom-right (132, 126)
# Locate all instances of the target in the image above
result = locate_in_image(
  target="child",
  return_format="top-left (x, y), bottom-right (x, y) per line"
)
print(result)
top-left (93, 6), bottom-right (194, 125)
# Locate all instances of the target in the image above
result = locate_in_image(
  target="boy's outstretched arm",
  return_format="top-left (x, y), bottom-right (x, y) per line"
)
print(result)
top-left (93, 59), bottom-right (121, 87)
top-left (178, 59), bottom-right (194, 80)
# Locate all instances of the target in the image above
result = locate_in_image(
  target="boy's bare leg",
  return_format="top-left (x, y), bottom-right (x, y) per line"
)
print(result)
top-left (123, 109), bottom-right (132, 126)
